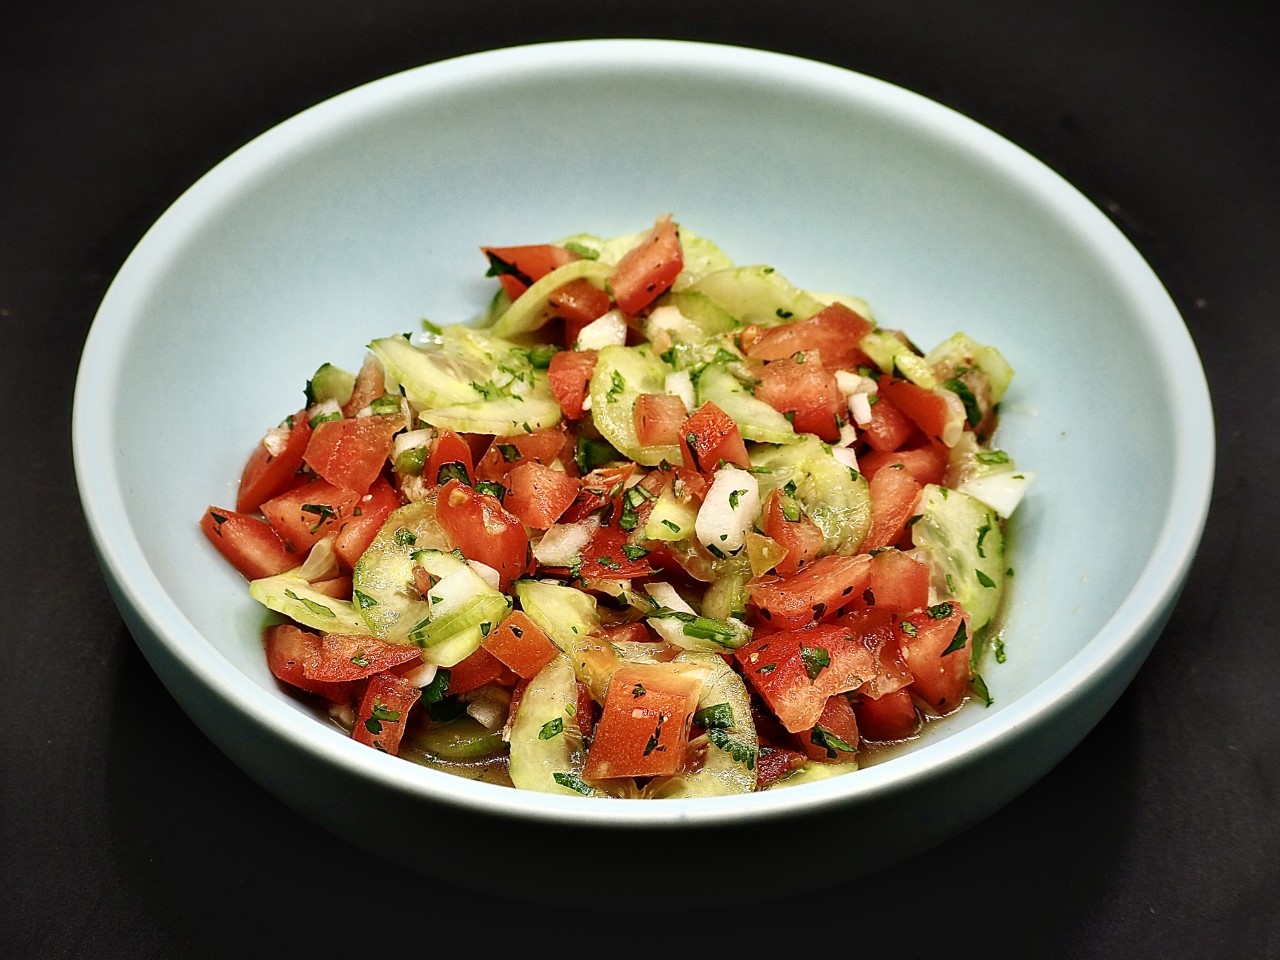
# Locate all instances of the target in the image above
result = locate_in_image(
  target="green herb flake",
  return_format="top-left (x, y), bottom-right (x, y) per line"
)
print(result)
top-left (693, 702), bottom-right (735, 729)
top-left (707, 728), bottom-right (756, 770)
top-left (539, 717), bottom-right (565, 740)
top-left (800, 645), bottom-right (831, 681)
top-left (942, 620), bottom-right (969, 655)
top-left (552, 772), bottom-right (593, 796)
top-left (976, 569), bottom-right (996, 589)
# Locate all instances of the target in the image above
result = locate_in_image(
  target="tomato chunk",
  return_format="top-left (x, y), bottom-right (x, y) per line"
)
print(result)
top-left (861, 464), bottom-right (923, 552)
top-left (865, 548), bottom-right (930, 615)
top-left (474, 427), bottom-right (571, 483)
top-left (610, 214), bottom-right (682, 316)
top-left (263, 624), bottom-right (355, 703)
top-left (799, 694), bottom-right (860, 763)
top-left (340, 354), bottom-right (388, 418)
top-left (753, 354), bottom-right (844, 441)
top-left (446, 645), bottom-right (512, 695)
top-left (582, 663), bottom-right (701, 779)
top-left (333, 477), bottom-right (401, 570)
top-left (303, 414), bottom-right (401, 494)
top-left (760, 487), bottom-right (824, 576)
top-left (579, 524), bottom-right (654, 580)
top-left (550, 277), bottom-right (612, 343)
top-left (424, 429), bottom-right (475, 487)
top-left (679, 401), bottom-right (750, 473)
top-left (504, 461), bottom-right (579, 529)
top-left (482, 243), bottom-right (578, 300)
top-left (236, 410), bottom-right (312, 513)
top-left (633, 392), bottom-right (688, 448)
top-left (547, 348), bottom-right (598, 419)
top-left (748, 553), bottom-right (872, 630)
top-left (435, 478), bottom-right (529, 590)
top-left (260, 478), bottom-right (363, 554)
top-left (482, 611), bottom-right (560, 679)
top-left (854, 687), bottom-right (921, 742)
top-left (353, 673), bottom-right (422, 755)
top-left (859, 391), bottom-right (918, 452)
top-left (858, 442), bottom-right (949, 486)
top-left (201, 506), bottom-right (297, 580)
top-left (742, 302), bottom-right (874, 371)
top-left (897, 601), bottom-right (973, 714)
top-left (303, 632), bottom-right (421, 683)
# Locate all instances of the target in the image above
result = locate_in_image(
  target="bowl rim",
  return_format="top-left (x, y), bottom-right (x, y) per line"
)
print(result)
top-left (72, 37), bottom-right (1215, 827)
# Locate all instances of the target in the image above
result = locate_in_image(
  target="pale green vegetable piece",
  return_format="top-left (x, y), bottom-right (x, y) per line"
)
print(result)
top-left (695, 362), bottom-right (797, 444)
top-left (751, 435), bottom-right (872, 554)
top-left (507, 656), bottom-right (608, 797)
top-left (487, 259), bottom-right (614, 339)
top-left (686, 265), bottom-right (827, 328)
top-left (249, 572), bottom-right (373, 635)
top-left (910, 483), bottom-right (1006, 636)
top-left (588, 344), bottom-right (680, 466)
top-left (351, 499), bottom-right (450, 640)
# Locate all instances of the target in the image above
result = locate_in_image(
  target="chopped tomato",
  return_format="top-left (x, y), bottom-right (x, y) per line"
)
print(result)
top-left (865, 548), bottom-right (930, 615)
top-left (760, 487), bottom-right (825, 576)
top-left (236, 409), bottom-right (312, 513)
top-left (582, 663), bottom-right (701, 779)
top-left (482, 610), bottom-right (560, 679)
top-left (603, 622), bottom-right (655, 645)
top-left (753, 354), bottom-right (844, 441)
top-left (309, 575), bottom-right (353, 599)
top-left (559, 463), bottom-right (635, 525)
top-left (748, 553), bottom-right (872, 630)
top-left (263, 624), bottom-right (355, 703)
top-left (858, 442), bottom-right (948, 486)
top-left (859, 391), bottom-right (918, 452)
top-left (260, 477), bottom-right (362, 554)
top-left (333, 477), bottom-right (401, 569)
top-left (879, 376), bottom-right (951, 445)
top-left (680, 401), bottom-right (750, 473)
top-left (799, 694), bottom-right (860, 763)
top-left (303, 414), bottom-right (401, 494)
top-left (424, 429), bottom-right (475, 487)
top-left (341, 353), bottom-right (389, 418)
top-left (550, 277), bottom-right (612, 343)
top-left (756, 745), bottom-right (808, 789)
top-left (547, 348), bottom-right (598, 419)
top-left (836, 607), bottom-right (914, 699)
top-left (474, 427), bottom-right (571, 483)
top-left (435, 478), bottom-right (529, 590)
top-left (633, 392), bottom-right (688, 448)
top-left (741, 302), bottom-right (875, 371)
top-left (897, 602), bottom-right (973, 714)
top-left (446, 645), bottom-right (513, 695)
top-left (504, 461), bottom-right (579, 529)
top-left (353, 673), bottom-right (422, 756)
top-left (861, 465), bottom-right (923, 552)
top-left (610, 214), bottom-right (682, 316)
top-left (579, 525), bottom-right (654, 579)
top-left (303, 632), bottom-right (421, 683)
top-left (201, 506), bottom-right (297, 580)
top-left (854, 687), bottom-right (921, 742)
top-left (482, 243), bottom-right (578, 300)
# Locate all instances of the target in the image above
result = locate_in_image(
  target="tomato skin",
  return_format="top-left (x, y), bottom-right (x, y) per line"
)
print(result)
top-left (741, 302), bottom-right (875, 371)
top-left (503, 461), bottom-right (579, 529)
top-left (679, 401), bottom-right (751, 473)
top-left (579, 524), bottom-right (655, 580)
top-left (610, 214), bottom-right (683, 316)
top-left (263, 624), bottom-right (356, 703)
top-left (446, 645), bottom-right (512, 695)
top-left (547, 348), bottom-right (598, 419)
top-left (201, 506), bottom-right (298, 580)
top-left (333, 476), bottom-right (401, 570)
top-left (341, 354), bottom-right (389, 418)
top-left (353, 673), bottom-right (422, 756)
top-left (860, 391), bottom-right (918, 452)
top-left (435, 478), bottom-right (529, 590)
top-left (260, 477), bottom-right (362, 554)
top-left (303, 632), bottom-right (421, 683)
top-left (879, 376), bottom-right (950, 444)
top-left (236, 410), bottom-right (312, 513)
top-left (760, 487), bottom-right (825, 576)
top-left (582, 663), bottom-right (701, 779)
top-left (861, 464), bottom-right (924, 552)
top-left (549, 277), bottom-right (612, 335)
top-left (854, 687), bottom-right (921, 742)
top-left (756, 745), bottom-right (808, 788)
top-left (424, 429), bottom-right (475, 487)
top-left (753, 354), bottom-right (844, 441)
top-left (482, 243), bottom-right (578, 300)
top-left (858, 442), bottom-right (948, 486)
top-left (303, 414), bottom-right (401, 494)
top-left (799, 694), bottom-right (860, 763)
top-left (474, 427), bottom-right (571, 483)
top-left (482, 610), bottom-right (560, 679)
top-left (633, 392), bottom-right (688, 448)
top-left (897, 602), bottom-right (973, 714)
top-left (748, 553), bottom-right (872, 630)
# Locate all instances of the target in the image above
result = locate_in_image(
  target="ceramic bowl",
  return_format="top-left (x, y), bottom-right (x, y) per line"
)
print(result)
top-left (72, 39), bottom-right (1213, 900)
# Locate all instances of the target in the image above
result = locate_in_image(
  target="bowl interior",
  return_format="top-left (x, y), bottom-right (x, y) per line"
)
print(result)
top-left (76, 40), bottom-right (1212, 814)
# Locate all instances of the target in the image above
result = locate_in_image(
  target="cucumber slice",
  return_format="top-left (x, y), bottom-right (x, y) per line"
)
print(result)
top-left (685, 265), bottom-right (826, 328)
top-left (515, 579), bottom-right (619, 701)
top-left (487, 259), bottom-right (614, 339)
top-left (588, 344), bottom-right (680, 466)
top-left (642, 489), bottom-right (698, 541)
top-left (858, 329), bottom-right (938, 389)
top-left (910, 483), bottom-right (1006, 635)
top-left (925, 332), bottom-right (1015, 404)
top-left (644, 290), bottom-right (741, 344)
top-left (369, 336), bottom-right (486, 407)
top-left (507, 656), bottom-right (608, 797)
top-left (350, 499), bottom-right (450, 640)
top-left (750, 435), bottom-right (872, 555)
top-left (306, 362), bottom-right (355, 406)
top-left (248, 571), bottom-right (373, 635)
top-left (420, 394), bottom-right (561, 436)
top-left (408, 594), bottom-right (511, 667)
top-left (694, 362), bottom-right (797, 444)
top-left (407, 715), bottom-right (505, 760)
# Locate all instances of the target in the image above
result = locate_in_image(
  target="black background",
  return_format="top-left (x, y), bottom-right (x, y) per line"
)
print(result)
top-left (4, 2), bottom-right (1277, 957)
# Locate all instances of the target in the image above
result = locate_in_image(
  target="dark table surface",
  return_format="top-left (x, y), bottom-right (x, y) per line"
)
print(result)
top-left (5, 1), bottom-right (1276, 957)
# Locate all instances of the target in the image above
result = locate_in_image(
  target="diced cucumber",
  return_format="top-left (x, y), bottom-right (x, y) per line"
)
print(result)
top-left (306, 362), bottom-right (355, 406)
top-left (588, 344), bottom-right (680, 466)
top-left (369, 336), bottom-right (486, 407)
top-left (925, 332), bottom-right (1015, 404)
top-left (248, 571), bottom-right (373, 635)
top-left (694, 362), bottom-right (797, 444)
top-left (751, 435), bottom-right (872, 555)
top-left (408, 593), bottom-right (511, 667)
top-left (407, 715), bottom-right (505, 760)
top-left (685, 265), bottom-right (826, 328)
top-left (487, 259), bottom-right (614, 338)
top-left (507, 655), bottom-right (608, 797)
top-left (858, 329), bottom-right (938, 389)
top-left (420, 394), bottom-right (561, 436)
top-left (646, 290), bottom-right (741, 342)
top-left (350, 499), bottom-right (450, 640)
top-left (910, 484), bottom-right (1006, 635)
top-left (515, 579), bottom-right (620, 700)
top-left (642, 490), bottom-right (698, 542)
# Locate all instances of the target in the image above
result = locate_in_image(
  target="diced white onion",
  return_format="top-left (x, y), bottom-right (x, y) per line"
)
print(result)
top-left (575, 309), bottom-right (629, 350)
top-left (399, 661), bottom-right (439, 689)
top-left (958, 471), bottom-right (1037, 519)
top-left (836, 423), bottom-right (859, 448)
top-left (643, 581), bottom-right (696, 615)
top-left (392, 427), bottom-right (435, 460)
top-left (645, 304), bottom-right (687, 335)
top-left (665, 370), bottom-right (696, 413)
top-left (308, 398), bottom-right (342, 423)
top-left (848, 392), bottom-right (873, 426)
top-left (532, 516), bottom-right (601, 567)
top-left (262, 425), bottom-right (291, 457)
top-left (832, 445), bottom-right (860, 471)
top-left (938, 390), bottom-right (967, 447)
top-left (466, 696), bottom-right (508, 731)
top-left (694, 466), bottom-right (760, 553)
top-left (466, 560), bottom-right (502, 591)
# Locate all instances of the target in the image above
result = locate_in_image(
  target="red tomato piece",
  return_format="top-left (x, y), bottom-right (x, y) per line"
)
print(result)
top-left (861, 465), bottom-right (924, 552)
top-left (333, 476), bottom-right (401, 570)
top-left (435, 478), bottom-right (529, 590)
top-left (879, 376), bottom-right (951, 445)
top-left (303, 632), bottom-right (421, 683)
top-left (858, 442), bottom-right (949, 486)
top-left (579, 525), bottom-right (654, 580)
top-left (603, 622), bottom-right (655, 645)
top-left (799, 694), bottom-right (860, 763)
top-left (582, 663), bottom-right (701, 779)
top-left (550, 277), bottom-right (612, 343)
top-left (756, 745), bottom-right (808, 789)
top-left (547, 348), bottom-right (598, 419)
top-left (865, 548), bottom-right (930, 615)
top-left (235, 410), bottom-right (312, 513)
top-left (753, 354), bottom-right (844, 441)
top-left (201, 506), bottom-right (298, 580)
top-left (446, 645), bottom-right (511, 695)
top-left (741, 302), bottom-right (875, 371)
top-left (474, 427), bottom-right (571, 483)
top-left (836, 607), bottom-right (914, 700)
top-left (424, 429), bottom-right (475, 487)
top-left (679, 401), bottom-right (751, 473)
top-left (633, 392), bottom-right (688, 448)
top-left (760, 487), bottom-right (825, 576)
top-left (482, 610), bottom-right (560, 679)
top-left (503, 461), bottom-right (579, 529)
top-left (854, 687), bottom-right (922, 742)
top-left (482, 243), bottom-right (579, 300)
top-left (263, 624), bottom-right (355, 703)
top-left (340, 353), bottom-right (388, 418)
top-left (859, 391), bottom-right (918, 452)
top-left (558, 463), bottom-right (635, 525)
top-left (309, 575), bottom-right (353, 599)
top-left (897, 601), bottom-right (973, 714)
top-left (303, 414), bottom-right (401, 494)
top-left (748, 553), bottom-right (872, 630)
top-left (260, 477), bottom-right (362, 554)
top-left (353, 673), bottom-right (422, 756)
top-left (610, 214), bottom-right (683, 316)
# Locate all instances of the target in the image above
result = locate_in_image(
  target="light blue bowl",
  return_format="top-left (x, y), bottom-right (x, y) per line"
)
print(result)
top-left (72, 39), bottom-right (1213, 898)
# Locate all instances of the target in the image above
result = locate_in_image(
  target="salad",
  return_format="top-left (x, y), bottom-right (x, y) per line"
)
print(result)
top-left (200, 214), bottom-right (1034, 797)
